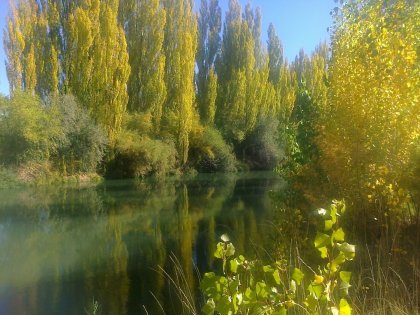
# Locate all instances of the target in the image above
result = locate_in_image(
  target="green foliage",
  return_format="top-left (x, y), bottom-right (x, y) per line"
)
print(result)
top-left (0, 92), bottom-right (63, 165)
top-left (120, 0), bottom-right (167, 131)
top-left (320, 0), bottom-right (420, 209)
top-left (0, 167), bottom-right (22, 189)
top-left (240, 118), bottom-right (283, 170)
top-left (107, 114), bottom-right (177, 178)
top-left (291, 86), bottom-right (320, 165)
top-left (189, 126), bottom-right (237, 173)
top-left (0, 92), bottom-right (105, 179)
top-left (162, 0), bottom-right (197, 165)
top-left (197, 0), bottom-right (222, 125)
top-left (201, 200), bottom-right (355, 315)
top-left (49, 95), bottom-right (107, 174)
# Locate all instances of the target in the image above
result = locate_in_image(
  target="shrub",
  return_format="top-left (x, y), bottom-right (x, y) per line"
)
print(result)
top-left (48, 95), bottom-right (107, 174)
top-left (201, 201), bottom-right (355, 315)
top-left (189, 126), bottom-right (237, 173)
top-left (0, 92), bottom-right (63, 165)
top-left (0, 167), bottom-right (21, 189)
top-left (107, 129), bottom-right (177, 179)
top-left (239, 118), bottom-right (283, 170)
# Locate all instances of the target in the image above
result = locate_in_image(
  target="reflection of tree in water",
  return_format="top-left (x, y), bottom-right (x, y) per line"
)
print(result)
top-left (0, 174), bottom-right (286, 315)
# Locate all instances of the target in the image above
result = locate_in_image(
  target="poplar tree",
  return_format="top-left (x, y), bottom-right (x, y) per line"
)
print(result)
top-left (320, 0), bottom-right (420, 204)
top-left (216, 0), bottom-right (270, 143)
top-left (4, 0), bottom-right (37, 94)
top-left (196, 0), bottom-right (221, 125)
top-left (67, 0), bottom-right (130, 142)
top-left (267, 23), bottom-right (283, 86)
top-left (162, 0), bottom-right (197, 165)
top-left (120, 0), bottom-right (167, 132)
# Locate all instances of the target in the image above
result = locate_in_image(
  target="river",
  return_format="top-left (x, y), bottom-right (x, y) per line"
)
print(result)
top-left (0, 172), bottom-right (291, 315)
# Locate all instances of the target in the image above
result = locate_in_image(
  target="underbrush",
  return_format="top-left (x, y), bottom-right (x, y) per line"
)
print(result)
top-left (159, 200), bottom-right (419, 315)
top-left (0, 162), bottom-right (102, 188)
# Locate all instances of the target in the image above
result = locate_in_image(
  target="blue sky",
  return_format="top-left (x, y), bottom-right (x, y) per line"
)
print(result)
top-left (0, 0), bottom-right (335, 96)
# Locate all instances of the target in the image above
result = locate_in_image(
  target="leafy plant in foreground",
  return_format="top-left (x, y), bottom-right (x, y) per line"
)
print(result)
top-left (201, 200), bottom-right (355, 314)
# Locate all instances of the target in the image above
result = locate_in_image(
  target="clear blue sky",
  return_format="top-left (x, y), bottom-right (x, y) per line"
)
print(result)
top-left (0, 0), bottom-right (335, 96)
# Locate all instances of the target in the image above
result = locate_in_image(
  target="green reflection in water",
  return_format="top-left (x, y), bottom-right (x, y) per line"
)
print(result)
top-left (0, 172), bottom-right (285, 315)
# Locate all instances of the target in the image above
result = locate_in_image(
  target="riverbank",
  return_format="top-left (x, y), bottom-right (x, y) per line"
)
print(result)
top-left (0, 163), bottom-right (102, 189)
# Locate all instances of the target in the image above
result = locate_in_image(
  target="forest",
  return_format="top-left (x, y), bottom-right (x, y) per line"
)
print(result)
top-left (0, 0), bottom-right (419, 313)
top-left (1, 0), bottom-right (418, 187)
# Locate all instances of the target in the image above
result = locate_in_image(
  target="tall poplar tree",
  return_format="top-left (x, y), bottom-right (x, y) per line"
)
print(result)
top-left (162, 0), bottom-right (197, 165)
top-left (4, 0), bottom-right (37, 94)
top-left (267, 23), bottom-right (283, 86)
top-left (67, 0), bottom-right (130, 142)
top-left (216, 0), bottom-right (270, 143)
top-left (119, 0), bottom-right (167, 132)
top-left (196, 0), bottom-right (221, 125)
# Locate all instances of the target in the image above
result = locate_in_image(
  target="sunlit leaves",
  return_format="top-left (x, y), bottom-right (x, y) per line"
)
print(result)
top-left (292, 268), bottom-right (304, 285)
top-left (321, 0), bottom-right (420, 206)
top-left (201, 201), bottom-right (355, 315)
top-left (315, 232), bottom-right (331, 248)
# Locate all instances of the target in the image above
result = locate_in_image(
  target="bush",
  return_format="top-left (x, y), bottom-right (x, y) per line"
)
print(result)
top-left (0, 92), bottom-right (63, 165)
top-left (48, 95), bottom-right (107, 174)
top-left (201, 201), bottom-right (355, 315)
top-left (0, 167), bottom-right (21, 189)
top-left (239, 118), bottom-right (283, 170)
top-left (189, 126), bottom-right (237, 173)
top-left (107, 129), bottom-right (177, 179)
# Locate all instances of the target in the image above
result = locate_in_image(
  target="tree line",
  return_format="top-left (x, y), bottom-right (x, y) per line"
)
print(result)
top-left (1, 0), bottom-right (419, 212)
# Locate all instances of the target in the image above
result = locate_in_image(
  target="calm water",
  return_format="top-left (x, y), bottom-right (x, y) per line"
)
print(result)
top-left (0, 172), bottom-right (289, 315)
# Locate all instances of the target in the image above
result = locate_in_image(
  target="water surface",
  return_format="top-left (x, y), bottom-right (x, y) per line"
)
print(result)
top-left (0, 172), bottom-right (287, 315)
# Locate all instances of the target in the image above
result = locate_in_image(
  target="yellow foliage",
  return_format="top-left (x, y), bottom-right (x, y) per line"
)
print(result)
top-left (319, 0), bottom-right (420, 208)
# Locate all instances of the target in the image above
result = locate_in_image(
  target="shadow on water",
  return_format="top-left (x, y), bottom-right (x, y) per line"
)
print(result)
top-left (0, 172), bottom-right (285, 315)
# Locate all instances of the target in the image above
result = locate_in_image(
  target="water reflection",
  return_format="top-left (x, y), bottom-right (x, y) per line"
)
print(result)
top-left (0, 172), bottom-right (284, 315)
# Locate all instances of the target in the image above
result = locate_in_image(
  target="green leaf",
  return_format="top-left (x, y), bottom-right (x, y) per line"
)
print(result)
top-left (325, 219), bottom-right (334, 231)
top-left (332, 228), bottom-right (345, 242)
top-left (338, 242), bottom-right (356, 260)
top-left (339, 298), bottom-right (352, 315)
top-left (340, 271), bottom-right (352, 284)
top-left (330, 203), bottom-right (338, 224)
top-left (215, 295), bottom-right (232, 315)
top-left (308, 283), bottom-right (323, 299)
top-left (200, 272), bottom-right (216, 291)
top-left (228, 278), bottom-right (239, 292)
top-left (214, 242), bottom-right (224, 259)
top-left (273, 269), bottom-right (281, 285)
top-left (202, 298), bottom-right (215, 315)
top-left (225, 243), bottom-right (235, 257)
top-left (318, 246), bottom-right (328, 258)
top-left (315, 232), bottom-right (331, 248)
top-left (292, 268), bottom-right (304, 285)
top-left (330, 252), bottom-right (346, 272)
top-left (230, 259), bottom-right (238, 273)
top-left (305, 294), bottom-right (318, 312)
top-left (256, 281), bottom-right (268, 298)
top-left (263, 265), bottom-right (274, 273)
top-left (339, 202), bottom-right (346, 214)
top-left (244, 287), bottom-right (256, 303)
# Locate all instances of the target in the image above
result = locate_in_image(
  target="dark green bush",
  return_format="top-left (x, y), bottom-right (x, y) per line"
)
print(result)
top-left (189, 126), bottom-right (237, 173)
top-left (239, 118), bottom-right (283, 170)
